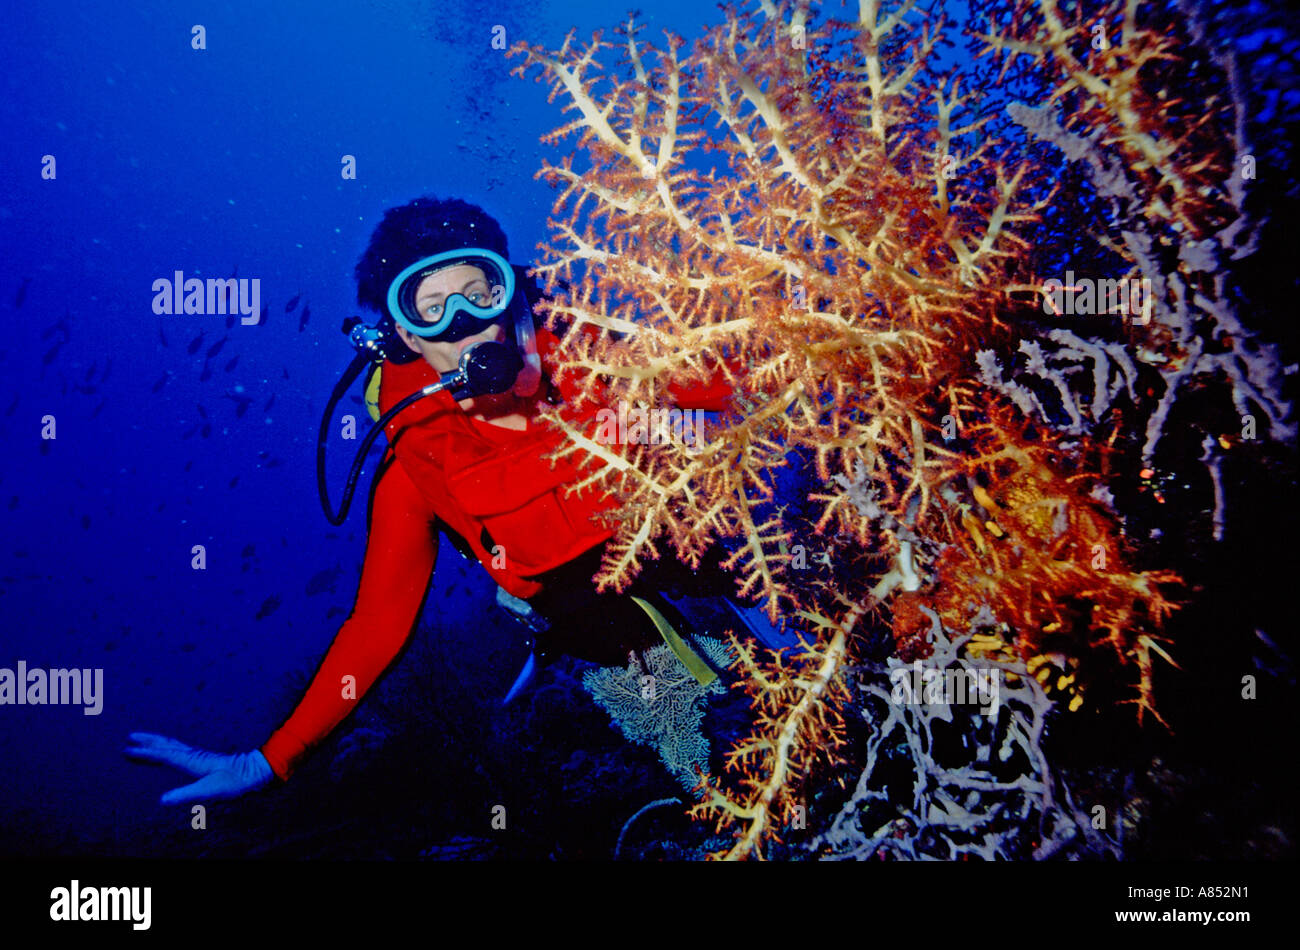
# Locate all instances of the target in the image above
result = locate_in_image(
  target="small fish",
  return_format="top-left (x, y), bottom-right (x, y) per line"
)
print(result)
top-left (7, 496), bottom-right (17, 511)
top-left (285, 293), bottom-right (301, 312)
top-left (305, 565), bottom-right (342, 596)
top-left (4, 394), bottom-right (18, 416)
top-left (85, 361), bottom-right (97, 382)
top-left (81, 515), bottom-right (90, 530)
top-left (42, 343), bottom-right (61, 365)
top-left (41, 317), bottom-right (70, 341)
top-left (184, 460), bottom-right (194, 472)
top-left (282, 368), bottom-right (289, 380)
top-left (259, 303), bottom-right (269, 325)
top-left (200, 423), bottom-right (212, 438)
top-left (225, 392), bottom-right (253, 418)
top-left (224, 355), bottom-right (239, 373)
top-left (265, 457), bottom-right (283, 469)
top-left (298, 303), bottom-right (310, 332)
top-left (91, 399), bottom-right (106, 418)
top-left (255, 594), bottom-right (281, 620)
top-left (74, 384), bottom-right (98, 395)
top-left (199, 363), bottom-right (212, 382)
top-left (326, 606), bottom-right (346, 619)
top-left (241, 544), bottom-right (255, 558)
top-left (156, 502), bottom-right (165, 512)
top-left (151, 373), bottom-right (169, 393)
top-left (228, 475), bottom-right (239, 488)
top-left (14, 277), bottom-right (31, 309)
top-left (187, 332), bottom-right (204, 355)
top-left (180, 642), bottom-right (196, 653)
top-left (264, 393), bottom-right (275, 412)
top-left (159, 323), bottom-right (169, 347)
top-left (206, 335), bottom-right (228, 359)
top-left (196, 404), bottom-right (208, 419)
top-left (225, 313), bottom-right (236, 330)
top-left (181, 423), bottom-right (199, 439)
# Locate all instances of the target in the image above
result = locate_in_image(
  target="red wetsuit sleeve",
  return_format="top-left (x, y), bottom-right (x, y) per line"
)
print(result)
top-left (666, 355), bottom-right (742, 412)
top-left (260, 456), bottom-right (437, 781)
top-left (539, 323), bottom-right (739, 413)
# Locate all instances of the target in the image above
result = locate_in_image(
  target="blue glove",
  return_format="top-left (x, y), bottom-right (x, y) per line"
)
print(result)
top-left (125, 732), bottom-right (274, 805)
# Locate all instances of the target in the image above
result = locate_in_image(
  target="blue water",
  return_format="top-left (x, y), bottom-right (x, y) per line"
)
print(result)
top-left (0, 0), bottom-right (739, 856)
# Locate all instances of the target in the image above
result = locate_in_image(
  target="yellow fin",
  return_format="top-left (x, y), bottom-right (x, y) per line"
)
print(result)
top-left (631, 596), bottom-right (717, 688)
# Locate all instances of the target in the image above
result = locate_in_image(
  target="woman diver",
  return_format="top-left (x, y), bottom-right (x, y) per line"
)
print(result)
top-left (125, 196), bottom-right (737, 804)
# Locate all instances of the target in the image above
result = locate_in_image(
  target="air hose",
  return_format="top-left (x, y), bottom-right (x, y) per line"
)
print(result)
top-left (316, 342), bottom-right (523, 525)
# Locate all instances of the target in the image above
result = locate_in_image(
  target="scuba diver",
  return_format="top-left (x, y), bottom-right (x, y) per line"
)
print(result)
top-left (125, 196), bottom-right (742, 804)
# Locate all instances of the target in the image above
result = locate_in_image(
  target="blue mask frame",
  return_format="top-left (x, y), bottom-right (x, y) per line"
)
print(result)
top-left (386, 248), bottom-right (516, 339)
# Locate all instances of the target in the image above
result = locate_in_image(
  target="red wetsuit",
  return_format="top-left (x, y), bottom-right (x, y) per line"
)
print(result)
top-left (259, 329), bottom-right (734, 781)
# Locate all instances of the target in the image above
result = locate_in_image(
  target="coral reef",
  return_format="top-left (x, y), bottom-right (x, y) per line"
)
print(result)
top-left (510, 0), bottom-right (1292, 858)
top-left (982, 0), bottom-right (1293, 501)
top-left (815, 606), bottom-right (1118, 860)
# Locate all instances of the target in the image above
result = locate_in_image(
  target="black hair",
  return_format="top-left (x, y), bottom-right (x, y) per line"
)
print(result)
top-left (354, 196), bottom-right (511, 317)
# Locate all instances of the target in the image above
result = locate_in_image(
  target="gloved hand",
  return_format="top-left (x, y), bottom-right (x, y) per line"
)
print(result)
top-left (125, 732), bottom-right (274, 805)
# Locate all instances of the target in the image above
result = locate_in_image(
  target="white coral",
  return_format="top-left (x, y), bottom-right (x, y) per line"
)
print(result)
top-left (813, 608), bottom-right (1117, 860)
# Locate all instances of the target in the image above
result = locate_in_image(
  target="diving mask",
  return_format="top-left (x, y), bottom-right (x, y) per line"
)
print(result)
top-left (385, 247), bottom-right (541, 397)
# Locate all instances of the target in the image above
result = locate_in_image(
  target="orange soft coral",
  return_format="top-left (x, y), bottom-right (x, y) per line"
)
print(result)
top-left (509, 0), bottom-right (1198, 858)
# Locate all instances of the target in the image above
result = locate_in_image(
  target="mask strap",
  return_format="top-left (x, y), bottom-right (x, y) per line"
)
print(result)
top-left (512, 301), bottom-right (542, 397)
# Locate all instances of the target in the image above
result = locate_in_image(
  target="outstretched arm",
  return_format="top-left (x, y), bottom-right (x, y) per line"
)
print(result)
top-left (667, 354), bottom-right (742, 413)
top-left (259, 455), bottom-right (438, 781)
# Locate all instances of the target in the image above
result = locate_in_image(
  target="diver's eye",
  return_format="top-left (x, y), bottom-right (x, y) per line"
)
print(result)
top-left (423, 303), bottom-right (444, 319)
top-left (467, 291), bottom-right (486, 304)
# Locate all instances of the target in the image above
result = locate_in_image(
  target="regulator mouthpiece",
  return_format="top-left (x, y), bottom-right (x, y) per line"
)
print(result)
top-left (446, 341), bottom-right (524, 401)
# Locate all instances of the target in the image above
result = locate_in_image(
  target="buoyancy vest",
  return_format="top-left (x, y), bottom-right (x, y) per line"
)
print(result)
top-left (376, 328), bottom-right (617, 599)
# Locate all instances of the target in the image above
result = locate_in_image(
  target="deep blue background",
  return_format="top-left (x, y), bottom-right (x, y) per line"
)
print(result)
top-left (0, 0), bottom-right (735, 853)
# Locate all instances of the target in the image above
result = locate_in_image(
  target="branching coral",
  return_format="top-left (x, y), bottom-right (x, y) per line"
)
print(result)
top-left (691, 601), bottom-right (861, 859)
top-left (985, 0), bottom-right (1294, 469)
top-left (815, 606), bottom-right (1121, 860)
top-left (509, 0), bottom-right (1285, 858)
top-left (509, 0), bottom-right (1028, 624)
